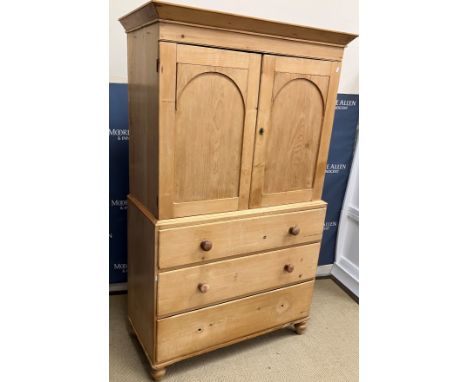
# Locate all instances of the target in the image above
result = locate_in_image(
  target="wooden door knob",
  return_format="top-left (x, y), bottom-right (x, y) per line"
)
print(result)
top-left (198, 283), bottom-right (210, 293)
top-left (289, 226), bottom-right (300, 235)
top-left (284, 264), bottom-right (295, 273)
top-left (200, 240), bottom-right (213, 251)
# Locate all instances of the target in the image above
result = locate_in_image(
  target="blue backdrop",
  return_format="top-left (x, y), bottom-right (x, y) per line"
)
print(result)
top-left (109, 84), bottom-right (129, 283)
top-left (319, 94), bottom-right (359, 265)
top-left (109, 83), bottom-right (359, 283)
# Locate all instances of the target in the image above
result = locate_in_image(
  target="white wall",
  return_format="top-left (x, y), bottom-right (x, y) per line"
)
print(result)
top-left (110, 0), bottom-right (359, 93)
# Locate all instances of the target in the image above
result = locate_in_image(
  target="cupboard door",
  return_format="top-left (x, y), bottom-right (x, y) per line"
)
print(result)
top-left (250, 55), bottom-right (341, 208)
top-left (159, 43), bottom-right (261, 219)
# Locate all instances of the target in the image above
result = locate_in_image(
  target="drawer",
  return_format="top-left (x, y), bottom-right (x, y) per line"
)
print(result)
top-left (158, 207), bottom-right (326, 268)
top-left (157, 243), bottom-right (319, 316)
top-left (156, 281), bottom-right (314, 363)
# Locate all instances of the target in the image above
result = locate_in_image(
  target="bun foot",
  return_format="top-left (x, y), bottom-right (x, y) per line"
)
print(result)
top-left (151, 368), bottom-right (166, 381)
top-left (294, 321), bottom-right (307, 335)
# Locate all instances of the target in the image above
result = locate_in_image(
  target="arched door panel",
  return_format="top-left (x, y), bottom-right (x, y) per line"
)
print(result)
top-left (159, 43), bottom-right (261, 218)
top-left (250, 55), bottom-right (341, 208)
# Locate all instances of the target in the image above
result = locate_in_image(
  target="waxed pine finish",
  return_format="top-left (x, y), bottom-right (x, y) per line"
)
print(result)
top-left (120, 2), bottom-right (357, 380)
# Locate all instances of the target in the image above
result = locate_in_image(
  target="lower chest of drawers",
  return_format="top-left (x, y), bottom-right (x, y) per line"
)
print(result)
top-left (127, 199), bottom-right (326, 369)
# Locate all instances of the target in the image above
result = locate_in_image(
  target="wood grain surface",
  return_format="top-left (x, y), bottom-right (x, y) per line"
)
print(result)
top-left (157, 243), bottom-right (320, 315)
top-left (158, 207), bottom-right (326, 269)
top-left (156, 282), bottom-right (315, 363)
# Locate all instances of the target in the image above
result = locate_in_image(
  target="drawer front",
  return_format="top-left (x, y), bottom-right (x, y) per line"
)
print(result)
top-left (158, 207), bottom-right (326, 268)
top-left (158, 243), bottom-right (319, 316)
top-left (156, 281), bottom-right (314, 363)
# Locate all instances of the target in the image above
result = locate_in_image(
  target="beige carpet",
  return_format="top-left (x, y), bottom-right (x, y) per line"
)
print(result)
top-left (110, 279), bottom-right (358, 382)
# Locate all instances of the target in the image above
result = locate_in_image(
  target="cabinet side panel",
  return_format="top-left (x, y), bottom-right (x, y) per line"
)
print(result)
top-left (127, 23), bottom-right (159, 216)
top-left (311, 62), bottom-right (342, 200)
top-left (127, 202), bottom-right (156, 362)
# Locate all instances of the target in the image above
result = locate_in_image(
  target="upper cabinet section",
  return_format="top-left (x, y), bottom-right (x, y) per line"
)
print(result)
top-left (121, 2), bottom-right (357, 219)
top-left (250, 55), bottom-right (341, 208)
top-left (158, 43), bottom-right (261, 219)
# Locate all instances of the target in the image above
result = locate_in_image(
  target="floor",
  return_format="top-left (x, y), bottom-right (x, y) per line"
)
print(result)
top-left (109, 279), bottom-right (358, 382)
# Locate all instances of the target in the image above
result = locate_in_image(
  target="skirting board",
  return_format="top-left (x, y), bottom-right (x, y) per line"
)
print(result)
top-left (109, 265), bottom-right (334, 293)
top-left (331, 263), bottom-right (359, 297)
top-left (109, 282), bottom-right (128, 293)
top-left (315, 264), bottom-right (333, 277)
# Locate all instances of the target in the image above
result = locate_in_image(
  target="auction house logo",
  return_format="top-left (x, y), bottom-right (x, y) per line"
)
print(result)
top-left (335, 98), bottom-right (357, 111)
top-left (109, 129), bottom-right (129, 141)
top-left (324, 221), bottom-right (337, 231)
top-left (111, 199), bottom-right (128, 210)
top-left (326, 163), bottom-right (347, 174)
top-left (113, 263), bottom-right (127, 273)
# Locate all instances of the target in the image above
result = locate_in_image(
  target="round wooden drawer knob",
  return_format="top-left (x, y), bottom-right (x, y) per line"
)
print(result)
top-left (200, 240), bottom-right (213, 251)
top-left (284, 264), bottom-right (295, 273)
top-left (289, 226), bottom-right (300, 236)
top-left (198, 283), bottom-right (210, 293)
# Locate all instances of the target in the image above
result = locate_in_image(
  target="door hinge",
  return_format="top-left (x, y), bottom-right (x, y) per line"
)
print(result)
top-left (156, 58), bottom-right (160, 72)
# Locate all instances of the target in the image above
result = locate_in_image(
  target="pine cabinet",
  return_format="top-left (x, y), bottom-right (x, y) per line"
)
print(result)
top-left (120, 2), bottom-right (357, 380)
